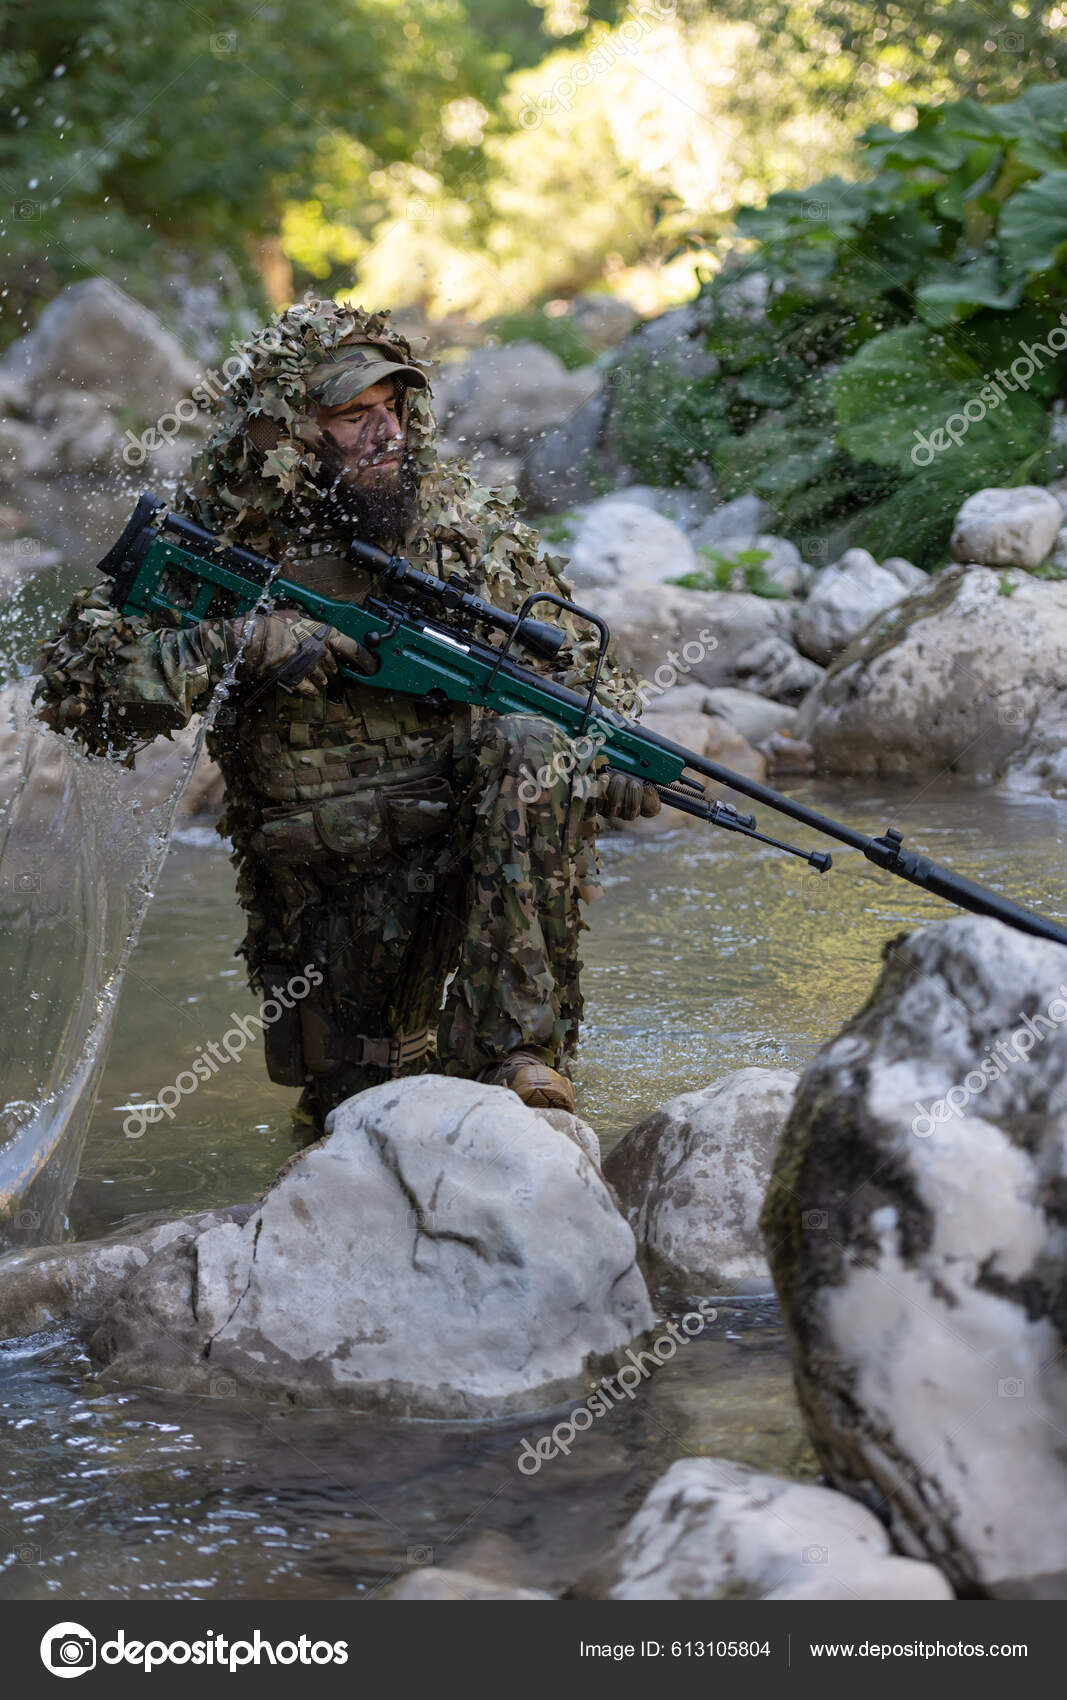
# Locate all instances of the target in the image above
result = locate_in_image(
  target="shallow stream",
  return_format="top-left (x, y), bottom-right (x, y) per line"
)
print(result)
top-left (2, 775), bottom-right (1065, 1598)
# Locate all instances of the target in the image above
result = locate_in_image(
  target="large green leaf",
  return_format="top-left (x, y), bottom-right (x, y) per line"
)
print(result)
top-left (915, 255), bottom-right (1024, 326)
top-left (833, 323), bottom-right (1049, 474)
top-left (999, 172), bottom-right (1067, 275)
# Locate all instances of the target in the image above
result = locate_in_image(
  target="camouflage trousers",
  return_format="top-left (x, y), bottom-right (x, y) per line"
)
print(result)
top-left (239, 712), bottom-right (601, 1132)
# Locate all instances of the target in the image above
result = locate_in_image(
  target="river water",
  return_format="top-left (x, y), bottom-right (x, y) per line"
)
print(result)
top-left (2, 771), bottom-right (1065, 1598)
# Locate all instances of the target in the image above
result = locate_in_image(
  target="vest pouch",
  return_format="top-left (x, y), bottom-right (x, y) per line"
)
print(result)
top-left (259, 961), bottom-right (309, 1087)
top-left (251, 768), bottom-right (456, 869)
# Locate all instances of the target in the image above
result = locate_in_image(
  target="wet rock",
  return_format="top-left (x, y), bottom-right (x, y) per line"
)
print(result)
top-left (761, 917), bottom-right (1067, 1598)
top-left (951, 486), bottom-right (1062, 570)
top-left (621, 304), bottom-right (719, 380)
top-left (798, 565), bottom-right (1067, 780)
top-left (535, 1107), bottom-right (600, 1168)
top-left (568, 293), bottom-right (639, 351)
top-left (702, 686), bottom-right (797, 745)
top-left (574, 1458), bottom-right (953, 1599)
top-left (86, 1076), bottom-right (654, 1415)
top-left (604, 1069), bottom-right (797, 1294)
top-left (433, 341), bottom-right (599, 456)
top-left (383, 1569), bottom-right (554, 1600)
top-left (582, 579), bottom-right (797, 696)
top-left (690, 495), bottom-right (772, 550)
top-left (795, 548), bottom-right (927, 665)
top-left (0, 1206), bottom-right (253, 1339)
top-left (732, 632), bottom-right (825, 704)
top-left (0, 278), bottom-right (200, 425)
top-left (518, 391), bottom-right (608, 513)
top-left (759, 731), bottom-right (815, 776)
top-left (563, 500), bottom-right (696, 589)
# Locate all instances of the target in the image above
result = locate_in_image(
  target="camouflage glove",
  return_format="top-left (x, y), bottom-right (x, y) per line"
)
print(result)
top-left (598, 771), bottom-right (662, 821)
top-left (228, 611), bottom-right (376, 701)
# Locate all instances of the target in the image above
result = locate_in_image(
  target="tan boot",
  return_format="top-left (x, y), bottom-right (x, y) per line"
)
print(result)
top-left (478, 1051), bottom-right (576, 1112)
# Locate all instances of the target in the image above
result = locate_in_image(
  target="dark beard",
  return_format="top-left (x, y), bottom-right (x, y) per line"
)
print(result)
top-left (315, 455), bottom-right (419, 547)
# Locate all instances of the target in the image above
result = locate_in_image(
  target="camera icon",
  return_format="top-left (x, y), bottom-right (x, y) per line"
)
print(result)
top-left (14, 199), bottom-right (40, 220)
top-left (803, 536), bottom-right (828, 560)
top-left (211, 31), bottom-right (238, 53)
top-left (16, 871), bottom-right (40, 893)
top-left (405, 199), bottom-right (433, 221)
top-left (803, 1545), bottom-right (828, 1564)
top-left (40, 1622), bottom-right (97, 1676)
top-left (14, 1209), bottom-right (40, 1231)
top-left (409, 1206), bottom-right (439, 1231)
top-left (996, 704), bottom-right (1026, 726)
top-left (999, 31), bottom-right (1024, 51)
top-left (802, 1209), bottom-right (828, 1230)
top-left (17, 1544), bottom-right (41, 1563)
top-left (997, 1377), bottom-right (1025, 1397)
top-left (210, 1373), bottom-right (237, 1397)
top-left (606, 367), bottom-right (632, 388)
top-left (406, 1545), bottom-right (435, 1566)
top-left (408, 870), bottom-right (435, 893)
top-left (16, 536), bottom-right (40, 555)
top-left (802, 200), bottom-right (828, 220)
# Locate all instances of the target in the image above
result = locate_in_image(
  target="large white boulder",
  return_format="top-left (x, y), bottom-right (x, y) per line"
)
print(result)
top-left (604, 1069), bottom-right (798, 1293)
top-left (434, 341), bottom-right (600, 455)
top-left (563, 499), bottom-right (696, 589)
top-left (575, 1459), bottom-right (953, 1599)
top-left (0, 278), bottom-right (200, 424)
top-left (84, 1077), bottom-right (654, 1415)
top-left (797, 565), bottom-right (1067, 780)
top-left (581, 578), bottom-right (808, 702)
top-left (702, 686), bottom-right (797, 745)
top-left (762, 917), bottom-right (1067, 1598)
top-left (795, 548), bottom-right (927, 665)
top-left (951, 486), bottom-right (1062, 570)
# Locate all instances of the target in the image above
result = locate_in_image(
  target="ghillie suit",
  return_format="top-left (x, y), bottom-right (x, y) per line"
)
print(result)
top-left (35, 299), bottom-right (653, 1131)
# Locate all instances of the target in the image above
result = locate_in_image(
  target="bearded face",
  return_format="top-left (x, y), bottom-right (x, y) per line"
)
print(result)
top-left (308, 376), bottom-right (420, 544)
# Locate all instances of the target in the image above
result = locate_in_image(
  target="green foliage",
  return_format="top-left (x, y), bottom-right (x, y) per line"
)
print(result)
top-left (634, 80), bottom-right (1067, 567)
top-left (669, 545), bottom-right (790, 599)
top-left (0, 0), bottom-right (593, 340)
top-left (485, 307), bottom-right (596, 368)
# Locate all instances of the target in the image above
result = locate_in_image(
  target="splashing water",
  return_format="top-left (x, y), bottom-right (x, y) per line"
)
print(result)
top-left (0, 677), bottom-right (205, 1248)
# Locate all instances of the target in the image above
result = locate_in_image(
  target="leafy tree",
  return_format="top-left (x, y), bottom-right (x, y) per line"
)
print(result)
top-left (612, 79), bottom-right (1067, 566)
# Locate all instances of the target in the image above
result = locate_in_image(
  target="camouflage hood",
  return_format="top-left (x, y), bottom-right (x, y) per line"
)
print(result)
top-left (178, 298), bottom-right (437, 556)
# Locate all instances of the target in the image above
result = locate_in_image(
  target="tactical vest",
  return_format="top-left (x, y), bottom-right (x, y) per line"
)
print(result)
top-left (209, 550), bottom-right (471, 808)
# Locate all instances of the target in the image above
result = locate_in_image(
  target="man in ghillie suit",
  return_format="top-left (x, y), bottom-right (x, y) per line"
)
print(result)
top-left (35, 299), bottom-right (660, 1133)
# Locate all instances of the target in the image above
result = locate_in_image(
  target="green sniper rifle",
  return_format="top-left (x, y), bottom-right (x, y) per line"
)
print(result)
top-left (94, 491), bottom-right (1067, 950)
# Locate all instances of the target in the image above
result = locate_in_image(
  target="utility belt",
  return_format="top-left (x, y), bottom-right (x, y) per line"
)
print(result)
top-left (248, 758), bottom-right (457, 869)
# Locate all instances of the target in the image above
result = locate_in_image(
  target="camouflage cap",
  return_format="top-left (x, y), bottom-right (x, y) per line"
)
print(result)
top-left (306, 343), bottom-right (429, 408)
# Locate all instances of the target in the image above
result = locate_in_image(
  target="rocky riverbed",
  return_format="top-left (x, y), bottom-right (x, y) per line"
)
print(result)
top-left (4, 279), bottom-right (1067, 1601)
